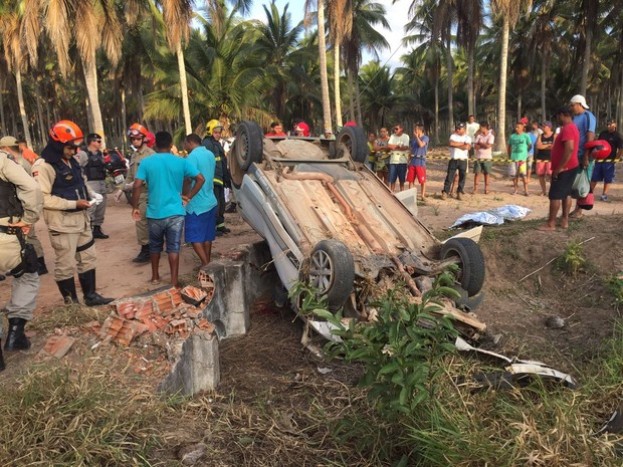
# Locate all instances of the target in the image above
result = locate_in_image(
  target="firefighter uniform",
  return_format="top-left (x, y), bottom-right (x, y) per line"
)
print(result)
top-left (202, 135), bottom-right (230, 233)
top-left (126, 144), bottom-right (154, 254)
top-left (33, 136), bottom-right (112, 307)
top-left (0, 151), bottom-right (43, 367)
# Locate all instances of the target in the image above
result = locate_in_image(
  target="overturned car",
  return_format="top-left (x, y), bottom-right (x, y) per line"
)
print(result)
top-left (229, 122), bottom-right (485, 323)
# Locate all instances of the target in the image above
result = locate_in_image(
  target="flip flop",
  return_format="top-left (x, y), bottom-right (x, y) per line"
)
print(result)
top-left (149, 279), bottom-right (161, 285)
top-left (537, 225), bottom-right (557, 232)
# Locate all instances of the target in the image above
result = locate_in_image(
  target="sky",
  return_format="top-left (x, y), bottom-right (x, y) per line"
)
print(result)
top-left (247, 0), bottom-right (413, 69)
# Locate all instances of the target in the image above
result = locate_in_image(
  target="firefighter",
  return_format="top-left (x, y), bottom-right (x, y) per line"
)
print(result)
top-left (32, 120), bottom-right (113, 306)
top-left (125, 123), bottom-right (155, 262)
top-left (0, 147), bottom-right (43, 371)
top-left (0, 136), bottom-right (49, 274)
top-left (202, 119), bottom-right (230, 235)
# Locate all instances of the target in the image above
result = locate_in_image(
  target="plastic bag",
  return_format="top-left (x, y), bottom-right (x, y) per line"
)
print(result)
top-left (571, 168), bottom-right (590, 199)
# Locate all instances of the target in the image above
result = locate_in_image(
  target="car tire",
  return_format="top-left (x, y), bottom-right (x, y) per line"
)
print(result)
top-left (440, 238), bottom-right (485, 297)
top-left (308, 240), bottom-right (355, 311)
top-left (235, 121), bottom-right (263, 170)
top-left (454, 287), bottom-right (485, 312)
top-left (334, 126), bottom-right (368, 163)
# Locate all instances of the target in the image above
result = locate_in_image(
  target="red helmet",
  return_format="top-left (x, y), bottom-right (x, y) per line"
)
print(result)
top-left (294, 121), bottom-right (310, 137)
top-left (49, 120), bottom-right (83, 145)
top-left (578, 192), bottom-right (594, 210)
top-left (128, 123), bottom-right (149, 139)
top-left (145, 131), bottom-right (155, 148)
top-left (585, 139), bottom-right (612, 160)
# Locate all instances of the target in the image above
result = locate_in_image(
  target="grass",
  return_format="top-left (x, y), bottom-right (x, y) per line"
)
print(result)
top-left (556, 241), bottom-right (587, 276)
top-left (30, 303), bottom-right (108, 332)
top-left (0, 362), bottom-right (164, 466)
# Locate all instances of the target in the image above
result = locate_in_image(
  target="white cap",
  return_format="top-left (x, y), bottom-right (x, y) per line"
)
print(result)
top-left (570, 94), bottom-right (589, 109)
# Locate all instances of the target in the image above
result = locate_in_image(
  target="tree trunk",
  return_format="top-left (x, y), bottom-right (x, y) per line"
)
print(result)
top-left (317, 1), bottom-right (333, 136)
top-left (355, 78), bottom-right (363, 125)
top-left (540, 51), bottom-right (547, 122)
top-left (618, 69), bottom-right (623, 130)
top-left (434, 71), bottom-right (440, 145)
top-left (121, 84), bottom-right (128, 153)
top-left (517, 93), bottom-right (522, 121)
top-left (177, 43), bottom-right (192, 135)
top-left (346, 69), bottom-right (355, 122)
top-left (467, 45), bottom-right (475, 116)
top-left (580, 28), bottom-right (592, 96)
top-left (35, 83), bottom-right (46, 149)
top-left (495, 17), bottom-right (510, 153)
top-left (0, 83), bottom-right (6, 136)
top-left (446, 33), bottom-right (454, 131)
top-left (333, 43), bottom-right (343, 128)
top-left (15, 70), bottom-right (32, 148)
top-left (83, 51), bottom-right (106, 146)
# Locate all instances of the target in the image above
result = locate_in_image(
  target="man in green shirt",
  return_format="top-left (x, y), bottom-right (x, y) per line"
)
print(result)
top-left (507, 122), bottom-right (532, 196)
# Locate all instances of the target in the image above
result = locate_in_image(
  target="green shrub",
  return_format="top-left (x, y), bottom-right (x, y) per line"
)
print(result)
top-left (556, 241), bottom-right (586, 276)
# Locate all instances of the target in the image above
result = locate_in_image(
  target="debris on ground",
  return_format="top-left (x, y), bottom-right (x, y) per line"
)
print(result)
top-left (38, 334), bottom-right (76, 359)
top-left (455, 336), bottom-right (577, 389)
top-left (450, 204), bottom-right (531, 229)
top-left (97, 286), bottom-right (216, 347)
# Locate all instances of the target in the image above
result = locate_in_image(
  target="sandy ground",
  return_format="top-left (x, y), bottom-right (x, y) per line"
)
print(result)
top-left (1, 158), bottom-right (621, 318)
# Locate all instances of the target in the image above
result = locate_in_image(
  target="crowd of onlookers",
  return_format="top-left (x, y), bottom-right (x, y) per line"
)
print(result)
top-left (363, 94), bottom-right (622, 230)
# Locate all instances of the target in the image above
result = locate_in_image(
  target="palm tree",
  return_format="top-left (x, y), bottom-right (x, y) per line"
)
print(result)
top-left (305, 0), bottom-right (333, 136)
top-left (342, 0), bottom-right (389, 124)
top-left (328, 0), bottom-right (352, 128)
top-left (456, 0), bottom-right (483, 116)
top-left (359, 61), bottom-right (398, 130)
top-left (0, 0), bottom-right (40, 147)
top-left (490, 0), bottom-right (532, 152)
top-left (255, 1), bottom-right (304, 120)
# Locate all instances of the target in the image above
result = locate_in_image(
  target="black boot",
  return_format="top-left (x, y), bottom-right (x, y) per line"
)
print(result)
top-left (132, 244), bottom-right (150, 263)
top-left (56, 278), bottom-right (80, 304)
top-left (225, 202), bottom-right (237, 213)
top-left (0, 342), bottom-right (5, 371)
top-left (92, 225), bottom-right (109, 239)
top-left (37, 257), bottom-right (48, 275)
top-left (4, 318), bottom-right (31, 351)
top-left (79, 269), bottom-right (114, 306)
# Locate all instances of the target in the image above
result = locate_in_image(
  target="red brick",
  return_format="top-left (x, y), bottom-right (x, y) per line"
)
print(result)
top-left (41, 335), bottom-right (76, 358)
top-left (116, 300), bottom-right (139, 320)
top-left (169, 288), bottom-right (183, 307)
top-left (194, 319), bottom-right (215, 334)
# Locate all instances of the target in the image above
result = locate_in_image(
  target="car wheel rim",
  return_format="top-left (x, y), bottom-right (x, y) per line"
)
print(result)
top-left (309, 250), bottom-right (334, 293)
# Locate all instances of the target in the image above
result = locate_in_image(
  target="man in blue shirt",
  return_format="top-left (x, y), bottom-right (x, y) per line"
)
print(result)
top-left (569, 94), bottom-right (596, 218)
top-left (183, 133), bottom-right (217, 268)
top-left (131, 131), bottom-right (205, 287)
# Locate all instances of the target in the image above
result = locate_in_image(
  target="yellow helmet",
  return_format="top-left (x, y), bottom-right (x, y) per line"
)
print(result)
top-left (206, 119), bottom-right (223, 136)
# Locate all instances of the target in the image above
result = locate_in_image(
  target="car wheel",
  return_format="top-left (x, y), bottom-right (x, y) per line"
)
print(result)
top-left (235, 121), bottom-right (263, 170)
top-left (308, 240), bottom-right (355, 311)
top-left (454, 287), bottom-right (485, 312)
top-left (440, 238), bottom-right (485, 297)
top-left (333, 126), bottom-right (368, 163)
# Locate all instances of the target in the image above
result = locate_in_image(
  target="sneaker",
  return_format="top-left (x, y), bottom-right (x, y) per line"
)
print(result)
top-left (440, 192), bottom-right (447, 200)
top-left (600, 194), bottom-right (608, 201)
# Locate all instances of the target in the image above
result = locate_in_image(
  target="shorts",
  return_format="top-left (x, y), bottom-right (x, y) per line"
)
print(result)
top-left (389, 163), bottom-right (407, 184)
top-left (185, 207), bottom-right (217, 243)
top-left (473, 160), bottom-right (492, 174)
top-left (536, 160), bottom-right (552, 176)
top-left (512, 161), bottom-right (527, 177)
top-left (148, 215), bottom-right (184, 254)
top-left (406, 165), bottom-right (426, 184)
top-left (548, 169), bottom-right (576, 200)
top-left (591, 162), bottom-right (615, 184)
top-left (375, 158), bottom-right (387, 172)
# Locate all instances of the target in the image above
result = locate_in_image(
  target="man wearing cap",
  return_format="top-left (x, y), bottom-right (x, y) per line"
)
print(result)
top-left (33, 120), bottom-right (113, 306)
top-left (538, 108), bottom-right (580, 232)
top-left (76, 133), bottom-right (109, 239)
top-left (442, 123), bottom-right (471, 200)
top-left (592, 120), bottom-right (623, 201)
top-left (0, 136), bottom-right (49, 275)
top-left (569, 94), bottom-right (597, 217)
top-left (126, 123), bottom-right (155, 262)
top-left (0, 139), bottom-right (43, 370)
